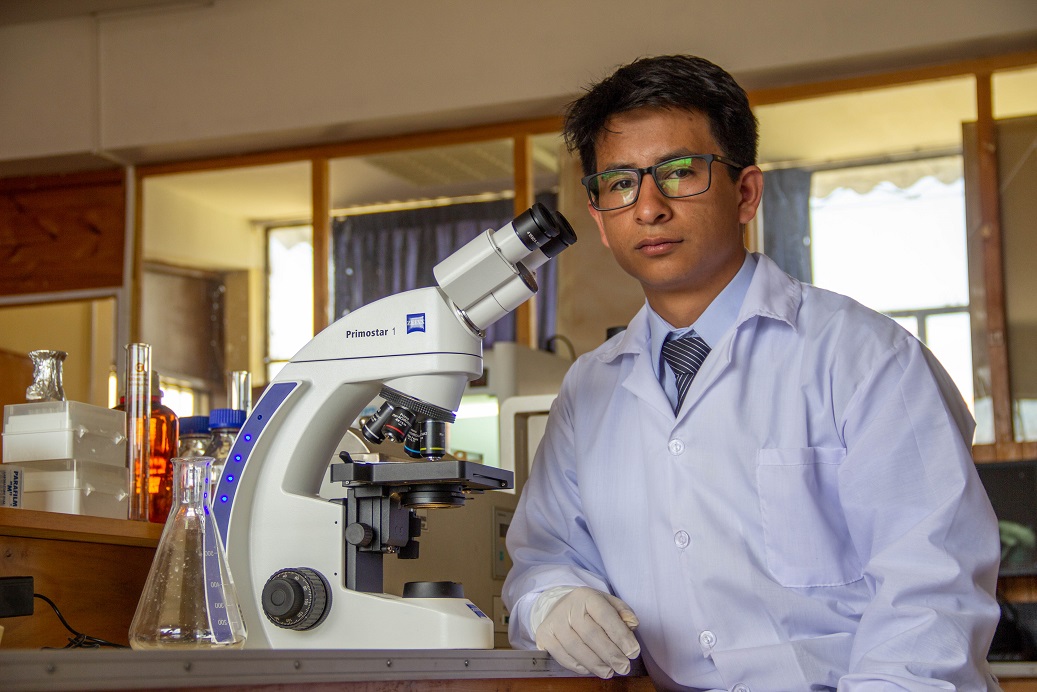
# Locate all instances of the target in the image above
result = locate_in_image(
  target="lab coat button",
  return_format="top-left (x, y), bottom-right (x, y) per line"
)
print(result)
top-left (732, 685), bottom-right (750, 692)
top-left (674, 530), bottom-right (690, 549)
top-left (668, 439), bottom-right (684, 455)
top-left (699, 630), bottom-right (716, 649)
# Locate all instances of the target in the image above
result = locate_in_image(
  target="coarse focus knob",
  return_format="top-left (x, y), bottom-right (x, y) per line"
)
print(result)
top-left (345, 522), bottom-right (374, 547)
top-left (261, 567), bottom-right (331, 631)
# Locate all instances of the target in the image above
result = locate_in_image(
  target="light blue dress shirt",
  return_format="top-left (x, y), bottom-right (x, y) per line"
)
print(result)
top-left (650, 253), bottom-right (757, 411)
top-left (503, 253), bottom-right (1000, 691)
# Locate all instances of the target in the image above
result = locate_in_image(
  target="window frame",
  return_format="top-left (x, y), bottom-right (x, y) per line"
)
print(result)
top-left (135, 51), bottom-right (1037, 462)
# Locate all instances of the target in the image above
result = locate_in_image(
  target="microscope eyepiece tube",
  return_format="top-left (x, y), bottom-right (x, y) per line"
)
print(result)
top-left (538, 210), bottom-right (577, 258)
top-left (509, 203), bottom-right (557, 251)
top-left (434, 203), bottom-right (577, 332)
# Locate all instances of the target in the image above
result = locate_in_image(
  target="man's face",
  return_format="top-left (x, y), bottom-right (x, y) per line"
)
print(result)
top-left (588, 107), bottom-right (762, 319)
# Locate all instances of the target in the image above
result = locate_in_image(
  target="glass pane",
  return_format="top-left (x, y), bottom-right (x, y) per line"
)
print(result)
top-left (142, 161), bottom-right (312, 393)
top-left (926, 312), bottom-right (975, 417)
top-left (328, 139), bottom-right (519, 336)
top-left (755, 77), bottom-right (984, 440)
top-left (267, 225), bottom-right (314, 363)
top-left (893, 316), bottom-right (919, 338)
top-left (810, 168), bottom-right (967, 313)
top-left (808, 164), bottom-right (974, 422)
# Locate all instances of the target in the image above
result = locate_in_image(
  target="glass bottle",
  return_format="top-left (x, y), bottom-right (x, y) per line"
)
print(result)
top-left (178, 416), bottom-right (212, 458)
top-left (117, 371), bottom-right (180, 524)
top-left (206, 408), bottom-right (246, 495)
top-left (129, 456), bottom-right (246, 650)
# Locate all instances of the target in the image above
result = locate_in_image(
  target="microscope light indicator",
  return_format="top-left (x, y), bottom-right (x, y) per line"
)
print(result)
top-left (243, 433), bottom-right (252, 442)
top-left (220, 494), bottom-right (229, 503)
top-left (226, 475), bottom-right (234, 483)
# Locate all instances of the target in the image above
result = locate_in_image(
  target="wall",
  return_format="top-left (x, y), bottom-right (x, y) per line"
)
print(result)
top-left (555, 146), bottom-right (643, 354)
top-left (1, 0), bottom-right (1036, 175)
top-left (0, 299), bottom-right (115, 405)
top-left (142, 180), bottom-right (266, 379)
top-left (999, 116), bottom-right (1037, 401)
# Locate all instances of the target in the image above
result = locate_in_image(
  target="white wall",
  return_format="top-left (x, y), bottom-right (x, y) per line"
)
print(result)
top-left (2, 0), bottom-right (1036, 174)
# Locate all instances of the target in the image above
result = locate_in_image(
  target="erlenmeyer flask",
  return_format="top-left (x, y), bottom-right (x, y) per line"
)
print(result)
top-left (129, 456), bottom-right (246, 649)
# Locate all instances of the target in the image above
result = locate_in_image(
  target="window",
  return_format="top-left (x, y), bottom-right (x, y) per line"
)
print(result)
top-left (266, 225), bottom-right (314, 381)
top-left (755, 77), bottom-right (985, 441)
top-left (808, 158), bottom-right (976, 430)
top-left (158, 375), bottom-right (211, 419)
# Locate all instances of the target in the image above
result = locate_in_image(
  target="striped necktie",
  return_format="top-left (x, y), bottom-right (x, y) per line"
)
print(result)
top-left (661, 331), bottom-right (711, 413)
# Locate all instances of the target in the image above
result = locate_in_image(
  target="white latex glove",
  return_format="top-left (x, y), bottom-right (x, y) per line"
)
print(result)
top-left (533, 586), bottom-right (640, 678)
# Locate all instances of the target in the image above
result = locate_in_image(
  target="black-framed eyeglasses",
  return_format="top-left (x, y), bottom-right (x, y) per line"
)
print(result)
top-left (581, 154), bottom-right (745, 211)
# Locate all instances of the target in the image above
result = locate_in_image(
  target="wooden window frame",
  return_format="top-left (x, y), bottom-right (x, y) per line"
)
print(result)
top-left (134, 49), bottom-right (1037, 461)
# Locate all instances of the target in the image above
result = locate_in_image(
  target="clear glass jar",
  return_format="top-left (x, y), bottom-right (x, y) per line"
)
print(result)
top-left (206, 409), bottom-right (246, 496)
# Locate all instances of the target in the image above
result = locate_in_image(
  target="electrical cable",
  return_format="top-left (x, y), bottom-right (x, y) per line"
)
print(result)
top-left (33, 593), bottom-right (129, 649)
top-left (544, 334), bottom-right (576, 360)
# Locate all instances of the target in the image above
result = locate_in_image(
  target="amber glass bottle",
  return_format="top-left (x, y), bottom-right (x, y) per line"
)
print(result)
top-left (117, 371), bottom-right (180, 524)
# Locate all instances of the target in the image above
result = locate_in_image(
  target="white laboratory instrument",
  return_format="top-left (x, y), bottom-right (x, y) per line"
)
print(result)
top-left (210, 203), bottom-right (576, 649)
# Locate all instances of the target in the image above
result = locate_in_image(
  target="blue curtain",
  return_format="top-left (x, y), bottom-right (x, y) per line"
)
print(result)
top-left (762, 168), bottom-right (813, 283)
top-left (331, 194), bottom-right (559, 348)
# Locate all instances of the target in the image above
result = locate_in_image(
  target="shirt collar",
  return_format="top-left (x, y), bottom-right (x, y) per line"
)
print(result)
top-left (598, 252), bottom-right (800, 364)
top-left (649, 248), bottom-right (754, 335)
top-left (644, 252), bottom-right (755, 379)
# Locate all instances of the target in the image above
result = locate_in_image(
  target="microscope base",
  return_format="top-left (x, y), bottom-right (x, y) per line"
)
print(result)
top-left (248, 589), bottom-right (493, 650)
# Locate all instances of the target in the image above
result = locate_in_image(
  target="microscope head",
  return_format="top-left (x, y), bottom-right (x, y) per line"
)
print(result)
top-left (360, 203), bottom-right (577, 460)
top-left (433, 202), bottom-right (576, 335)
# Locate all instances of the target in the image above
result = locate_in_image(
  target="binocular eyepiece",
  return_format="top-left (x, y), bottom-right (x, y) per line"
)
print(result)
top-left (433, 203), bottom-right (577, 334)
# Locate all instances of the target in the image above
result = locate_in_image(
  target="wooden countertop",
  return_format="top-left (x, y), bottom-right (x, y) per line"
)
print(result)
top-left (0, 507), bottom-right (162, 547)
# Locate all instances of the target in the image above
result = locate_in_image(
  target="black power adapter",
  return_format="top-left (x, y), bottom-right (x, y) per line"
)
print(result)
top-left (0, 576), bottom-right (34, 618)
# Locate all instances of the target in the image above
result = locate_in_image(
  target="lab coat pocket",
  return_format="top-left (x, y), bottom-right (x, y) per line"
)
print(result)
top-left (757, 447), bottom-right (863, 588)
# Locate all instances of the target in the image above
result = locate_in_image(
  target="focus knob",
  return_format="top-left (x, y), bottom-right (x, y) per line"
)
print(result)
top-left (345, 522), bottom-right (374, 547)
top-left (261, 567), bottom-right (331, 631)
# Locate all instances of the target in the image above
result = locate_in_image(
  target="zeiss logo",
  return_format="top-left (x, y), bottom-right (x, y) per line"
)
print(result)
top-left (406, 313), bottom-right (426, 334)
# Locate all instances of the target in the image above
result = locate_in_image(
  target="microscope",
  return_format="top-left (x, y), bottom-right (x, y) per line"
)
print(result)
top-left (209, 203), bottom-right (575, 649)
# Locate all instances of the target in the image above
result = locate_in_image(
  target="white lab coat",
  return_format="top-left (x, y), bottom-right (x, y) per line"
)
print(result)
top-left (504, 253), bottom-right (1001, 691)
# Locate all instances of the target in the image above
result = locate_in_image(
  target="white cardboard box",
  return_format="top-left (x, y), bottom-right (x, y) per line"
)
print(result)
top-left (5, 458), bottom-right (128, 519)
top-left (3, 401), bottom-right (126, 465)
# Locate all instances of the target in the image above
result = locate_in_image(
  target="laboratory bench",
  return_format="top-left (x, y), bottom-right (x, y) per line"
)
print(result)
top-left (0, 648), bottom-right (655, 691)
top-left (2, 508), bottom-right (1037, 690)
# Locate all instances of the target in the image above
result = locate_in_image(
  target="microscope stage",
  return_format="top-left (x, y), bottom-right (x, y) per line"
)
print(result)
top-left (331, 456), bottom-right (514, 492)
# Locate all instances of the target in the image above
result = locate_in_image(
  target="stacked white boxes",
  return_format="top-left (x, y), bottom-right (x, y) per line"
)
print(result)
top-left (2, 402), bottom-right (128, 518)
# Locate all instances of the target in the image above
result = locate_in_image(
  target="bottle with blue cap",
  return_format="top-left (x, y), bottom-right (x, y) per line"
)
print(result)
top-left (178, 415), bottom-right (212, 459)
top-left (205, 408), bottom-right (246, 496)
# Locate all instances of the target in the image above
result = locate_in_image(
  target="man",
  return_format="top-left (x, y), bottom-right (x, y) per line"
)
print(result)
top-left (502, 55), bottom-right (1001, 691)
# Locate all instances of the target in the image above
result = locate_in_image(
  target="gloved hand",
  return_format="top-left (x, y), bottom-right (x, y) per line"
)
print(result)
top-left (533, 586), bottom-right (640, 678)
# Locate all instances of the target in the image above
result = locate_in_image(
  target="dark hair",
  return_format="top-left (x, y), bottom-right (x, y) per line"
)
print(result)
top-left (563, 55), bottom-right (758, 179)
